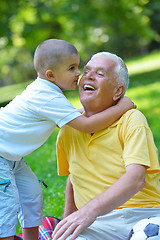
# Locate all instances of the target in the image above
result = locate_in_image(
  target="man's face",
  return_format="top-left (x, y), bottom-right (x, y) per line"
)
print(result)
top-left (79, 56), bottom-right (118, 114)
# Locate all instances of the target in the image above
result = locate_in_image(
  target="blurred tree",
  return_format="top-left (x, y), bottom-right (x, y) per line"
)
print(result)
top-left (62, 0), bottom-right (155, 59)
top-left (146, 0), bottom-right (160, 51)
top-left (0, 0), bottom-right (62, 85)
top-left (0, 0), bottom-right (158, 86)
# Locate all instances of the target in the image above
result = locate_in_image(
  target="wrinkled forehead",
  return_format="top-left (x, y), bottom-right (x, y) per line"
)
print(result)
top-left (85, 56), bottom-right (117, 72)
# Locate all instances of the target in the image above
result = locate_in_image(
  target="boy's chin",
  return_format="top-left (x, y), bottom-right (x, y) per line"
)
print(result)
top-left (72, 85), bottom-right (78, 90)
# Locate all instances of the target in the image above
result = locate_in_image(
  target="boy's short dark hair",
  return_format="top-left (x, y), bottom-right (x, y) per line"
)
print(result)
top-left (34, 39), bottom-right (78, 75)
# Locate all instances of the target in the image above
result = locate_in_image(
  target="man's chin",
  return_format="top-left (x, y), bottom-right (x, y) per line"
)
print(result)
top-left (80, 94), bottom-right (96, 107)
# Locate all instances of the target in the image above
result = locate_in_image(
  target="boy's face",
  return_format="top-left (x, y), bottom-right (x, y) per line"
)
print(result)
top-left (52, 54), bottom-right (81, 90)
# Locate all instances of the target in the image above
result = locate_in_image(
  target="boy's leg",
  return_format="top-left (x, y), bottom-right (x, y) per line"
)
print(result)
top-left (0, 237), bottom-right (14, 240)
top-left (22, 227), bottom-right (38, 240)
top-left (15, 159), bottom-right (43, 235)
top-left (0, 158), bottom-right (19, 238)
top-left (15, 216), bottom-right (61, 239)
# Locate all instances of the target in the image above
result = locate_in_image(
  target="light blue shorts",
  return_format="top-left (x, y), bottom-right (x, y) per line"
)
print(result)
top-left (0, 157), bottom-right (43, 237)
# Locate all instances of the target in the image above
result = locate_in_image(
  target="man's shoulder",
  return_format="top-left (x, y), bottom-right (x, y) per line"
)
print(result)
top-left (58, 124), bottom-right (75, 139)
top-left (123, 109), bottom-right (146, 119)
top-left (120, 109), bottom-right (149, 128)
top-left (57, 124), bottom-right (79, 150)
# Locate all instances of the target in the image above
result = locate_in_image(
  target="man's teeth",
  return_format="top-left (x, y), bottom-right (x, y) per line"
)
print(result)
top-left (84, 84), bottom-right (95, 90)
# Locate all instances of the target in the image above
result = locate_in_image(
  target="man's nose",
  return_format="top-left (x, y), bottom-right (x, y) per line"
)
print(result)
top-left (86, 70), bottom-right (95, 79)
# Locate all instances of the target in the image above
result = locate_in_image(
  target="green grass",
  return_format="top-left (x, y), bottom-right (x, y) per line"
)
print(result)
top-left (0, 51), bottom-right (160, 234)
top-left (126, 82), bottom-right (160, 157)
top-left (125, 52), bottom-right (160, 155)
top-left (0, 81), bottom-right (32, 107)
top-left (126, 51), bottom-right (160, 75)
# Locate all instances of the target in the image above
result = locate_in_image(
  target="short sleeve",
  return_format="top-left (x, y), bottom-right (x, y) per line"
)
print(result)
top-left (39, 94), bottom-right (81, 128)
top-left (56, 127), bottom-right (70, 176)
top-left (122, 110), bottom-right (160, 173)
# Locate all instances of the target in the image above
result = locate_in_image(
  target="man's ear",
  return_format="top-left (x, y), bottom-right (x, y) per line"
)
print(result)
top-left (45, 70), bottom-right (55, 82)
top-left (113, 85), bottom-right (125, 101)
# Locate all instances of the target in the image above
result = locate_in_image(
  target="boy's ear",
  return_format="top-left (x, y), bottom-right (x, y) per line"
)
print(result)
top-left (113, 85), bottom-right (125, 101)
top-left (45, 70), bottom-right (55, 81)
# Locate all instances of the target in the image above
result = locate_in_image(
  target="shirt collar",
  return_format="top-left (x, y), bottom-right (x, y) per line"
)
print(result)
top-left (36, 77), bottom-right (62, 93)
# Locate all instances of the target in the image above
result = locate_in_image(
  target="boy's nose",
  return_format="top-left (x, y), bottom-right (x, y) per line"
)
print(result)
top-left (77, 70), bottom-right (81, 77)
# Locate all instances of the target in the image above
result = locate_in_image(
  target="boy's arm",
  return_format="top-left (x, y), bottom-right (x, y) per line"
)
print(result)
top-left (67, 97), bottom-right (136, 133)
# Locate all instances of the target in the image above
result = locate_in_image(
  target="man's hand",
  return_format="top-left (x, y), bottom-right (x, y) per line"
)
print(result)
top-left (52, 164), bottom-right (146, 240)
top-left (52, 206), bottom-right (96, 240)
top-left (117, 96), bottom-right (137, 111)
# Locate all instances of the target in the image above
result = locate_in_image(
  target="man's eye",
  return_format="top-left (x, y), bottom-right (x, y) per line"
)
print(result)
top-left (84, 69), bottom-right (89, 74)
top-left (97, 71), bottom-right (104, 76)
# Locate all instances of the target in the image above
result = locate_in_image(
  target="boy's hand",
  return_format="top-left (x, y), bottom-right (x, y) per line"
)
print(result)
top-left (117, 96), bottom-right (137, 111)
top-left (78, 108), bottom-right (84, 114)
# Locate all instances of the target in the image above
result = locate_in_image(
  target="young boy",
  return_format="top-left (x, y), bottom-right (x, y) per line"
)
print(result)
top-left (0, 39), bottom-right (135, 240)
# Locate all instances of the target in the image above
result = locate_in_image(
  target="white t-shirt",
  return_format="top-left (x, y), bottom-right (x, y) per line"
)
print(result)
top-left (0, 77), bottom-right (81, 161)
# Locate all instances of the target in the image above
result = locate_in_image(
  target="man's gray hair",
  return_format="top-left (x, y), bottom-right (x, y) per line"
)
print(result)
top-left (91, 52), bottom-right (129, 93)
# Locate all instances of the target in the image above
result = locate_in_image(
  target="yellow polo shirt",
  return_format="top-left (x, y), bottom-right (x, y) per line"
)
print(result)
top-left (56, 109), bottom-right (160, 209)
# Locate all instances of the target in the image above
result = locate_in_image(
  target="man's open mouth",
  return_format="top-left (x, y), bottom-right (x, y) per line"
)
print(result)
top-left (84, 84), bottom-right (96, 91)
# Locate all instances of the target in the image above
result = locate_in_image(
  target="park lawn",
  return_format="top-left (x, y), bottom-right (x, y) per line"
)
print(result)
top-left (0, 51), bottom-right (159, 233)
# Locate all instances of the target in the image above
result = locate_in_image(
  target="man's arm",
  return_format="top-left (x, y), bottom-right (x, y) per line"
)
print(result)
top-left (67, 97), bottom-right (136, 133)
top-left (63, 176), bottom-right (78, 218)
top-left (52, 164), bottom-right (146, 240)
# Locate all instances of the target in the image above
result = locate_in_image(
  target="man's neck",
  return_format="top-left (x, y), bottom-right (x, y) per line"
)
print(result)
top-left (84, 108), bottom-right (101, 117)
top-left (83, 101), bottom-right (117, 117)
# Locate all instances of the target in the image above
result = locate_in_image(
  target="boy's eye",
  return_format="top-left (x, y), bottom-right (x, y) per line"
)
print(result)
top-left (69, 66), bottom-right (75, 71)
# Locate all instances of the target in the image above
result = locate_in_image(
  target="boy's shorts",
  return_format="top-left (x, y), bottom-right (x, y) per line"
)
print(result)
top-left (0, 157), bottom-right (43, 237)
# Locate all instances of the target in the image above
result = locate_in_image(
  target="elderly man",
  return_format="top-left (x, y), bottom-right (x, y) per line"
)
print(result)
top-left (52, 52), bottom-right (160, 240)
